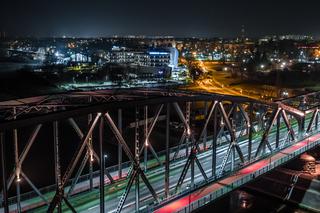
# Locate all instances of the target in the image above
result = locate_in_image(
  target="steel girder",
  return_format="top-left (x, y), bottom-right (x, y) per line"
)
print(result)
top-left (0, 90), bottom-right (316, 213)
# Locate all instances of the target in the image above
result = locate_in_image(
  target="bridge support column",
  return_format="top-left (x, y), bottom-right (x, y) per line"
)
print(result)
top-left (276, 113), bottom-right (280, 149)
top-left (118, 109), bottom-right (123, 179)
top-left (185, 102), bottom-right (191, 157)
top-left (144, 106), bottom-right (148, 172)
top-left (88, 112), bottom-right (94, 191)
top-left (1, 132), bottom-right (9, 213)
top-left (299, 117), bottom-right (305, 139)
top-left (248, 103), bottom-right (253, 161)
top-left (99, 116), bottom-right (105, 213)
top-left (13, 110), bottom-right (21, 213)
top-left (203, 101), bottom-right (208, 150)
top-left (135, 107), bottom-right (140, 212)
top-left (53, 118), bottom-right (62, 213)
top-left (212, 106), bottom-right (217, 178)
top-left (165, 104), bottom-right (170, 198)
top-left (191, 154), bottom-right (195, 188)
top-left (316, 111), bottom-right (319, 130)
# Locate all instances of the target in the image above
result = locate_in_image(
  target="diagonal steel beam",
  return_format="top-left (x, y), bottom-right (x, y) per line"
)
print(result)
top-left (234, 143), bottom-right (245, 163)
top-left (175, 156), bottom-right (192, 192)
top-left (68, 118), bottom-right (100, 163)
top-left (281, 110), bottom-right (295, 141)
top-left (116, 169), bottom-right (138, 213)
top-left (174, 100), bottom-right (217, 190)
top-left (139, 168), bottom-right (159, 202)
top-left (140, 105), bottom-right (163, 165)
top-left (173, 130), bottom-right (187, 160)
top-left (307, 109), bottom-right (318, 132)
top-left (62, 196), bottom-right (77, 213)
top-left (238, 104), bottom-right (250, 125)
top-left (217, 104), bottom-right (236, 138)
top-left (173, 102), bottom-right (191, 132)
top-left (255, 108), bottom-right (281, 158)
top-left (106, 111), bottom-right (159, 206)
top-left (48, 113), bottom-right (101, 212)
top-left (105, 113), bottom-right (135, 163)
top-left (218, 143), bottom-right (232, 177)
top-left (174, 101), bottom-right (217, 191)
top-left (21, 171), bottom-right (49, 205)
top-left (195, 101), bottom-right (217, 143)
top-left (146, 104), bottom-right (164, 140)
top-left (238, 104), bottom-right (250, 135)
top-left (195, 157), bottom-right (208, 181)
top-left (6, 124), bottom-right (42, 190)
top-left (218, 102), bottom-right (236, 142)
top-left (218, 102), bottom-right (246, 163)
top-left (66, 152), bottom-right (89, 198)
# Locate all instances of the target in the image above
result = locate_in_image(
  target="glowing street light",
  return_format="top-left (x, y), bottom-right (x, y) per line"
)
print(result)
top-left (187, 128), bottom-right (191, 136)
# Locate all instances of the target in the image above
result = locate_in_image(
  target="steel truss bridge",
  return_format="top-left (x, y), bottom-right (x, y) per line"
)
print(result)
top-left (0, 89), bottom-right (320, 213)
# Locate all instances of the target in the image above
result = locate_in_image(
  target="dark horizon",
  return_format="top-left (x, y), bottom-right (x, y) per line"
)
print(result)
top-left (0, 34), bottom-right (318, 40)
top-left (1, 0), bottom-right (320, 38)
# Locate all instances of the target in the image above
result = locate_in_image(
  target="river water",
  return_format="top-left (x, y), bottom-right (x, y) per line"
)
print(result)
top-left (196, 189), bottom-right (309, 213)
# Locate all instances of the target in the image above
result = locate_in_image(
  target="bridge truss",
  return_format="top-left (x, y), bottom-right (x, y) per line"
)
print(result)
top-left (0, 89), bottom-right (318, 213)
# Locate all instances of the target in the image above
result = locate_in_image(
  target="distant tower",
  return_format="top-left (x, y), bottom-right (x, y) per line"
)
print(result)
top-left (241, 25), bottom-right (245, 41)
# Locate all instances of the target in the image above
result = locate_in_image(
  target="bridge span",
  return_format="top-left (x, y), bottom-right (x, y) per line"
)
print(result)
top-left (0, 89), bottom-right (320, 213)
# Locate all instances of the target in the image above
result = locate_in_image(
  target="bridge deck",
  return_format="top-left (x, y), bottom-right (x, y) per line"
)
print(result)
top-left (154, 133), bottom-right (320, 213)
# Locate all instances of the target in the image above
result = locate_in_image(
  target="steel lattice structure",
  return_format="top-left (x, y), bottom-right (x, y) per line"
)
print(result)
top-left (0, 89), bottom-right (319, 213)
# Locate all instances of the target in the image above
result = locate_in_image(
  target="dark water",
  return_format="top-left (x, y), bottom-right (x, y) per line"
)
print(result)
top-left (196, 189), bottom-right (310, 213)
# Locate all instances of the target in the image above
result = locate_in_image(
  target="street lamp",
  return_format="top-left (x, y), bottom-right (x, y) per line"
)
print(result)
top-left (103, 154), bottom-right (108, 176)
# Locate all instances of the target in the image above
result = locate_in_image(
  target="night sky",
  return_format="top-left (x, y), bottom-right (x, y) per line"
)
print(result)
top-left (1, 0), bottom-right (319, 38)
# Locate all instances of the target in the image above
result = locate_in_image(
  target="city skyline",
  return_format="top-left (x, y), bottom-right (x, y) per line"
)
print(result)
top-left (1, 0), bottom-right (320, 38)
